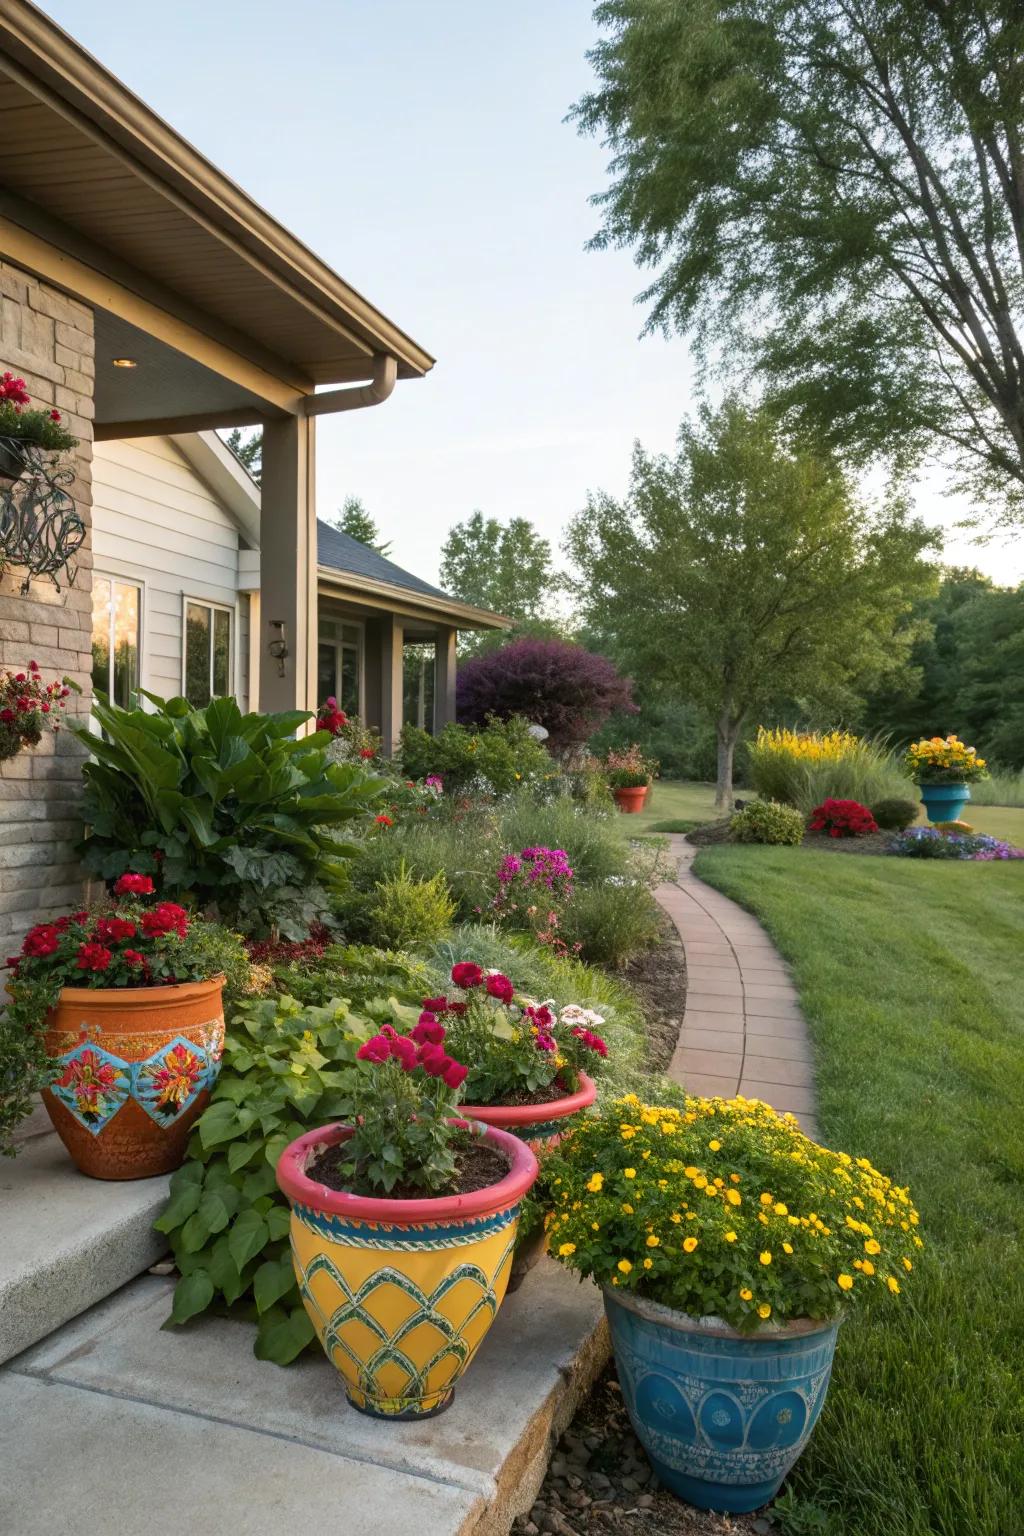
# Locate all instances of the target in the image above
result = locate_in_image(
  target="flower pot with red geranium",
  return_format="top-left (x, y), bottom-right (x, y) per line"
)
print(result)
top-left (0, 660), bottom-right (74, 762)
top-left (276, 1024), bottom-right (538, 1419)
top-left (807, 798), bottom-right (879, 838)
top-left (414, 962), bottom-right (610, 1288)
top-left (5, 874), bottom-right (239, 1179)
top-left (0, 371), bottom-right (77, 482)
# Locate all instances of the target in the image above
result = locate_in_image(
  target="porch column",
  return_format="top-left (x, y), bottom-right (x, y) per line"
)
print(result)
top-left (433, 626), bottom-right (458, 732)
top-left (379, 614), bottom-right (404, 755)
top-left (258, 415), bottom-right (317, 715)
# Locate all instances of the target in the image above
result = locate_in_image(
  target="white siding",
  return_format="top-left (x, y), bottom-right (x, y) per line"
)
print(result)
top-left (92, 437), bottom-right (251, 710)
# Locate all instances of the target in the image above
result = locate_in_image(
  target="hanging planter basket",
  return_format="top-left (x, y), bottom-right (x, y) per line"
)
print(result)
top-left (0, 438), bottom-right (29, 485)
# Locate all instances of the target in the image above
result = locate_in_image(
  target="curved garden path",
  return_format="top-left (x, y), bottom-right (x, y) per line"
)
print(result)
top-left (653, 834), bottom-right (819, 1142)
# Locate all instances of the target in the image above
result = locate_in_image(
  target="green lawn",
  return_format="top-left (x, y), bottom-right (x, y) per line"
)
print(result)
top-left (626, 778), bottom-right (1024, 846)
top-left (693, 844), bottom-right (1024, 1536)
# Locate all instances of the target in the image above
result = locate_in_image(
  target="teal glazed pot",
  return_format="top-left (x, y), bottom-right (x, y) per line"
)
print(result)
top-left (919, 783), bottom-right (971, 824)
top-left (604, 1288), bottom-right (840, 1514)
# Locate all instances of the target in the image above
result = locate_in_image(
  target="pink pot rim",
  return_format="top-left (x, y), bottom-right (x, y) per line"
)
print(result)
top-left (461, 1070), bottom-right (597, 1128)
top-left (276, 1119), bottom-right (539, 1224)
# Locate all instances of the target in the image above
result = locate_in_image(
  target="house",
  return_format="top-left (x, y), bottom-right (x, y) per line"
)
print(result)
top-left (89, 431), bottom-right (504, 747)
top-left (0, 1), bottom-right (496, 943)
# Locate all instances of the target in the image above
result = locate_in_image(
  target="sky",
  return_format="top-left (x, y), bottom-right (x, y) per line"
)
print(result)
top-left (45, 0), bottom-right (1024, 587)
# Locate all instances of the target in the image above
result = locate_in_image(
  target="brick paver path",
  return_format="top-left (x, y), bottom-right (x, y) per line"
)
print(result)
top-left (654, 834), bottom-right (819, 1142)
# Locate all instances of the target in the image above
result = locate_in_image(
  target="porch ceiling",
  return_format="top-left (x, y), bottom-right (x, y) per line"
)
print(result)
top-left (0, 4), bottom-right (434, 393)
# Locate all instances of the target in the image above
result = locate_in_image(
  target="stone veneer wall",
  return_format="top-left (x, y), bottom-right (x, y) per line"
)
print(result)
top-left (0, 261), bottom-right (94, 951)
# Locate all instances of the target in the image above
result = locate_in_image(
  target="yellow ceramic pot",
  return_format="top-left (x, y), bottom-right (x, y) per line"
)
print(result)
top-left (276, 1121), bottom-right (539, 1419)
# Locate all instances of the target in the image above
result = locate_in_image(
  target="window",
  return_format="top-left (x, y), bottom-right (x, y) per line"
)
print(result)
top-left (184, 599), bottom-right (233, 707)
top-left (317, 620), bottom-right (362, 714)
top-left (91, 576), bottom-right (141, 706)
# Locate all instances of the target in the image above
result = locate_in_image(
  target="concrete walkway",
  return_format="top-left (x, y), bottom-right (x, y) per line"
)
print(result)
top-left (654, 835), bottom-right (819, 1142)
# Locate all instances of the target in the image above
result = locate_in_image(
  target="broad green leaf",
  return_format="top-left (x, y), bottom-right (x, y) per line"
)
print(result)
top-left (254, 1304), bottom-right (315, 1364)
top-left (254, 1253), bottom-right (298, 1314)
top-left (169, 1268), bottom-right (215, 1325)
top-left (227, 1138), bottom-right (261, 1173)
top-left (179, 1211), bottom-right (212, 1253)
top-left (198, 1100), bottom-right (243, 1149)
top-left (198, 1183), bottom-right (241, 1234)
top-left (154, 1182), bottom-right (201, 1233)
top-left (228, 1208), bottom-right (269, 1270)
top-left (265, 1204), bottom-right (292, 1241)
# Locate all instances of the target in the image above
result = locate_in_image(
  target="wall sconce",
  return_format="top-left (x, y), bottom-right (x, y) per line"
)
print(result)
top-left (268, 619), bottom-right (289, 677)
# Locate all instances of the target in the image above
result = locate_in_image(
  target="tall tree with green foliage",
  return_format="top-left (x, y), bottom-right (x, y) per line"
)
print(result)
top-left (439, 511), bottom-right (558, 651)
top-left (574, 0), bottom-right (1024, 521)
top-left (327, 495), bottom-right (392, 556)
top-left (565, 401), bottom-right (938, 807)
top-left (223, 427), bottom-right (262, 485)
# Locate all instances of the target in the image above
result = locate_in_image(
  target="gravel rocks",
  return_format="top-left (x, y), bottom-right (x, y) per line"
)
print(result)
top-left (513, 1367), bottom-right (775, 1536)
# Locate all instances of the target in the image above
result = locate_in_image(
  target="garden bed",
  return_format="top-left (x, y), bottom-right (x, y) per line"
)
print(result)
top-left (621, 911), bottom-right (687, 1074)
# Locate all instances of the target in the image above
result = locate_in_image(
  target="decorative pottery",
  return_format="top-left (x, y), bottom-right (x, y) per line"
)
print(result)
top-left (604, 1288), bottom-right (840, 1514)
top-left (461, 1071), bottom-right (597, 1156)
top-left (919, 782), bottom-right (971, 824)
top-left (276, 1120), bottom-right (539, 1419)
top-left (41, 976), bottom-right (225, 1181)
top-left (612, 785), bottom-right (649, 814)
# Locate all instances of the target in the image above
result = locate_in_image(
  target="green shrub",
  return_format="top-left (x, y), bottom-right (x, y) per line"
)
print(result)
top-left (71, 692), bottom-right (385, 937)
top-left (730, 799), bottom-right (805, 845)
top-left (400, 716), bottom-right (551, 795)
top-left (870, 796), bottom-right (920, 830)
top-left (559, 881), bottom-right (662, 967)
top-left (366, 863), bottom-right (456, 950)
top-left (497, 795), bottom-right (633, 885)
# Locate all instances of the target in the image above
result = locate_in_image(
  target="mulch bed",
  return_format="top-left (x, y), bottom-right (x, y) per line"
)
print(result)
top-left (686, 819), bottom-right (898, 857)
top-left (513, 1366), bottom-right (773, 1536)
top-left (622, 911), bottom-right (687, 1074)
top-left (308, 1134), bottom-right (510, 1200)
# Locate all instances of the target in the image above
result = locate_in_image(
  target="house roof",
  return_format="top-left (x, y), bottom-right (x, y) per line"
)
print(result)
top-left (316, 520), bottom-right (507, 632)
top-left (0, 1), bottom-right (434, 391)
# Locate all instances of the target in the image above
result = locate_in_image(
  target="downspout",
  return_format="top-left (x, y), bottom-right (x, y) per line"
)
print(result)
top-left (301, 354), bottom-right (398, 417)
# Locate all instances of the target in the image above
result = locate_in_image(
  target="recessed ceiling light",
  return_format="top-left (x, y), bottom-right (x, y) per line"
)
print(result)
top-left (111, 357), bottom-right (137, 368)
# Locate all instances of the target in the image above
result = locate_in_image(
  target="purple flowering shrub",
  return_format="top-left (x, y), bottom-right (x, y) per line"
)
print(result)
top-left (888, 827), bottom-right (1024, 860)
top-left (456, 638), bottom-right (636, 753)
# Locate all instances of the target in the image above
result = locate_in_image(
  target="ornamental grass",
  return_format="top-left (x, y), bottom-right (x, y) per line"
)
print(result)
top-left (545, 1094), bottom-right (920, 1332)
top-left (748, 726), bottom-right (906, 814)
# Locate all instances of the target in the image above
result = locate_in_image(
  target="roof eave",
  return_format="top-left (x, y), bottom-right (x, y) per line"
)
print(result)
top-left (317, 566), bottom-right (509, 631)
top-left (0, 1), bottom-right (435, 381)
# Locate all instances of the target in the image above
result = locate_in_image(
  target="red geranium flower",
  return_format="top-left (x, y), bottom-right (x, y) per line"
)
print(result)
top-left (114, 872), bottom-right (155, 896)
top-left (374, 813), bottom-right (394, 827)
top-left (21, 923), bottom-right (60, 958)
top-left (485, 971), bottom-right (515, 1005)
top-left (76, 941), bottom-right (112, 972)
top-left (451, 961), bottom-right (484, 989)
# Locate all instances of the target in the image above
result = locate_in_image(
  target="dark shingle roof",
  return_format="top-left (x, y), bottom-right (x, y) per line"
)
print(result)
top-left (316, 520), bottom-right (452, 602)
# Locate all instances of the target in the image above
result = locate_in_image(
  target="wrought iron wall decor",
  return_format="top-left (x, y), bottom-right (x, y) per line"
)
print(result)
top-left (0, 437), bottom-right (85, 593)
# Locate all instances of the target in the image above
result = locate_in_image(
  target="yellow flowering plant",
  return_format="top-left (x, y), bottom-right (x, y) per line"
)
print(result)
top-left (903, 734), bottom-right (988, 785)
top-left (545, 1094), bottom-right (921, 1332)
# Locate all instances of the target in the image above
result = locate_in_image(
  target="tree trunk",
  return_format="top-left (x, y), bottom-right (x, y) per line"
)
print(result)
top-left (715, 718), bottom-right (738, 811)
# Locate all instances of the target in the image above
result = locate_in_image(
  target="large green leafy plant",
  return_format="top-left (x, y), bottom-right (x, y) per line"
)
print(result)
top-left (71, 693), bottom-right (386, 937)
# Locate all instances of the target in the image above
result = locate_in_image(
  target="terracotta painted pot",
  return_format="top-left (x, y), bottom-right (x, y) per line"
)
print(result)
top-left (461, 1071), bottom-right (598, 1156)
top-left (613, 785), bottom-right (649, 813)
top-left (277, 1121), bottom-right (539, 1419)
top-left (41, 976), bottom-right (225, 1181)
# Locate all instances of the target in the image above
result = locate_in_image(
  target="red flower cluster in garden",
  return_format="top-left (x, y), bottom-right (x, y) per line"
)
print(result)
top-left (571, 1026), bottom-right (608, 1058)
top-left (246, 922), bottom-right (333, 967)
top-left (808, 799), bottom-right (879, 838)
top-left (6, 876), bottom-right (191, 984)
top-left (0, 661), bottom-right (72, 762)
top-left (356, 1020), bottom-right (468, 1090)
top-left (316, 696), bottom-right (348, 736)
top-left (0, 371), bottom-right (31, 407)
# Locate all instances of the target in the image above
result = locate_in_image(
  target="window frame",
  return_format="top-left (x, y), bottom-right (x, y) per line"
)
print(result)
top-left (91, 571), bottom-right (144, 708)
top-left (317, 616), bottom-right (364, 715)
top-left (181, 594), bottom-right (238, 707)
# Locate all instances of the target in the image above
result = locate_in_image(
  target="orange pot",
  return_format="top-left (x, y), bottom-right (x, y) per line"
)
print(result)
top-left (612, 785), bottom-right (649, 813)
top-left (41, 976), bottom-right (225, 1181)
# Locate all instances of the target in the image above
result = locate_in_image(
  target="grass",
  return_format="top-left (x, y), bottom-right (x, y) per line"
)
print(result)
top-left (693, 843), bottom-right (1024, 1536)
top-left (624, 778), bottom-right (1024, 846)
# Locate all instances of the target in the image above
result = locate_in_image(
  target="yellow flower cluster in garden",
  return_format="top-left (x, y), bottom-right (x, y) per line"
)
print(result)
top-left (904, 734), bottom-right (988, 784)
top-left (543, 1094), bottom-right (921, 1333)
top-left (753, 726), bottom-right (862, 766)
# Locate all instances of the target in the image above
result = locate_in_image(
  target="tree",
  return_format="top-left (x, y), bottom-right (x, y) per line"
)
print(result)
top-left (223, 427), bottom-right (262, 485)
top-left (953, 584), bottom-right (1024, 766)
top-left (456, 637), bottom-right (635, 754)
top-left (565, 400), bottom-right (938, 807)
top-left (328, 495), bottom-right (392, 556)
top-left (440, 513), bottom-right (558, 648)
top-left (574, 1), bottom-right (1024, 521)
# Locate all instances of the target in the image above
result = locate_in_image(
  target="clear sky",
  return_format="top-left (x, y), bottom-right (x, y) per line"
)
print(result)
top-left (46, 0), bottom-right (1024, 587)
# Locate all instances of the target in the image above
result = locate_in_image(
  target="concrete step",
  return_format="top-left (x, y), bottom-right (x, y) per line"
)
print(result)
top-left (1, 1259), bottom-right (608, 1536)
top-left (0, 1123), bottom-right (170, 1365)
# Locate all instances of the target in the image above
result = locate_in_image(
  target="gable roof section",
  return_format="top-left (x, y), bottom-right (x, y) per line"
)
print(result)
top-left (317, 521), bottom-right (450, 602)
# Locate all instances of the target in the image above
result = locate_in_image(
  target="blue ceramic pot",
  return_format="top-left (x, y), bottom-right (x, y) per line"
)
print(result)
top-left (918, 783), bottom-right (971, 824)
top-left (604, 1288), bottom-right (840, 1514)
